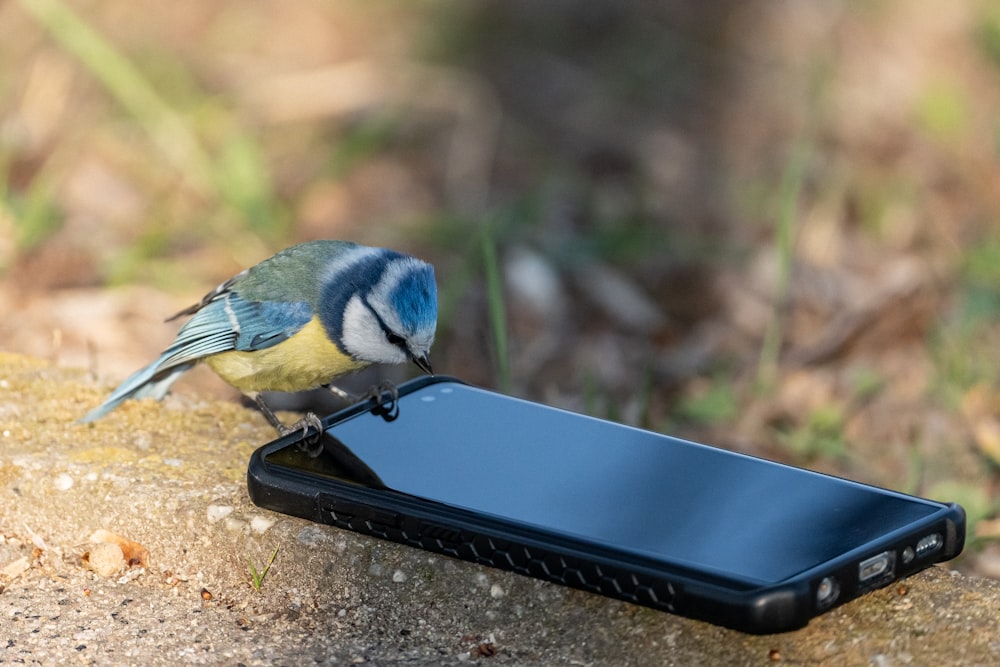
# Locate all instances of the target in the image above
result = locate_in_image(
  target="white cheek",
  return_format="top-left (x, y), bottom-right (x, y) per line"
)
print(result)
top-left (341, 296), bottom-right (407, 364)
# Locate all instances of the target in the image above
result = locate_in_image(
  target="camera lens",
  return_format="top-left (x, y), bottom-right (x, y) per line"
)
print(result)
top-left (815, 576), bottom-right (840, 609)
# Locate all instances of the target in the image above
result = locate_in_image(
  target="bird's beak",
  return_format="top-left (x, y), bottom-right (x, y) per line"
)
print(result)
top-left (412, 353), bottom-right (433, 375)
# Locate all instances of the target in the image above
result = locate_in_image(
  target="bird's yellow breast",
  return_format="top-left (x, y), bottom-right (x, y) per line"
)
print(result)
top-left (204, 316), bottom-right (367, 393)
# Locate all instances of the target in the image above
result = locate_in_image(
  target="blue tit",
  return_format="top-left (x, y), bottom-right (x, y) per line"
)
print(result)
top-left (80, 240), bottom-right (437, 434)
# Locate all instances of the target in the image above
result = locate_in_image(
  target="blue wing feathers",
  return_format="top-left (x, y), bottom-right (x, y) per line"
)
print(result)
top-left (233, 299), bottom-right (313, 351)
top-left (79, 359), bottom-right (194, 422)
top-left (80, 292), bottom-right (314, 422)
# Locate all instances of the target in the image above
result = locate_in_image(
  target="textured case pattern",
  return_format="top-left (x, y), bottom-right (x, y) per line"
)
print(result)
top-left (319, 498), bottom-right (678, 611)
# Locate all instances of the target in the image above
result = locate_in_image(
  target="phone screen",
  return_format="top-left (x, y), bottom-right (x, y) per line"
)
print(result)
top-left (267, 381), bottom-right (943, 585)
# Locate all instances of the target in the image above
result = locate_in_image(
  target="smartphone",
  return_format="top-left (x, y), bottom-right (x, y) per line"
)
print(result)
top-left (247, 376), bottom-right (965, 634)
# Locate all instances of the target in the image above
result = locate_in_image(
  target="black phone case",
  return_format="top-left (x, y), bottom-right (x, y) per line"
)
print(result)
top-left (247, 376), bottom-right (966, 634)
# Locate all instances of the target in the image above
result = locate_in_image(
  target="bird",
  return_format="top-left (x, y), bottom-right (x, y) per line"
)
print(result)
top-left (80, 240), bottom-right (437, 434)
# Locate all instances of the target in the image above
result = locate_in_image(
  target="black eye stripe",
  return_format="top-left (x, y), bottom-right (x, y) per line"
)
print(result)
top-left (364, 296), bottom-right (407, 349)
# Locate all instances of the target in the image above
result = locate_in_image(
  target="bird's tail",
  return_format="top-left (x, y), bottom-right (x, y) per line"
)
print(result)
top-left (79, 358), bottom-right (195, 423)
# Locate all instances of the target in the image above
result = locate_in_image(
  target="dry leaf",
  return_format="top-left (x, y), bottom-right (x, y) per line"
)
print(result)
top-left (89, 529), bottom-right (150, 568)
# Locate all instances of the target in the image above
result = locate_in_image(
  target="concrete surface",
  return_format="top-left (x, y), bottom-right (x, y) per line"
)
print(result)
top-left (1, 352), bottom-right (998, 666)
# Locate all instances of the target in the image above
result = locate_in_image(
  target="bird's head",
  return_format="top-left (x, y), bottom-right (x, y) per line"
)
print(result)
top-left (333, 252), bottom-right (437, 373)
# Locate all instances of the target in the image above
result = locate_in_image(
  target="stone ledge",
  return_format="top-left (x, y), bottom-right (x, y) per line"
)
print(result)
top-left (1, 353), bottom-right (997, 665)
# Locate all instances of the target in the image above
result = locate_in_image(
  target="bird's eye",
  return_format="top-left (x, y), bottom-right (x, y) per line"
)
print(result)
top-left (386, 332), bottom-right (406, 348)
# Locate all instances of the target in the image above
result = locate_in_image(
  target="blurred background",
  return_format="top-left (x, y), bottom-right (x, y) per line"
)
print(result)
top-left (2, 0), bottom-right (999, 576)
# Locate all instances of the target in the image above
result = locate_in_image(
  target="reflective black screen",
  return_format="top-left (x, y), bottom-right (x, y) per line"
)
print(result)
top-left (272, 382), bottom-right (942, 583)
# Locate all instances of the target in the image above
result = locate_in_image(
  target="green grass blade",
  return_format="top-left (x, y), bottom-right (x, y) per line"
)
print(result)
top-left (756, 137), bottom-right (807, 390)
top-left (17, 0), bottom-right (214, 192)
top-left (481, 226), bottom-right (511, 393)
top-left (248, 546), bottom-right (279, 592)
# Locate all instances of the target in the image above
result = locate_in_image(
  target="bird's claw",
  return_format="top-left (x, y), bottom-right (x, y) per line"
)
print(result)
top-left (282, 412), bottom-right (325, 456)
top-left (324, 381), bottom-right (399, 422)
top-left (366, 381), bottom-right (400, 422)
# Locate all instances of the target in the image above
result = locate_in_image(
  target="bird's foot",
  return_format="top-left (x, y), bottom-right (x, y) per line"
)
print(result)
top-left (278, 411), bottom-right (324, 437)
top-left (322, 381), bottom-right (399, 421)
top-left (325, 384), bottom-right (357, 403)
top-left (251, 393), bottom-right (324, 451)
top-left (281, 412), bottom-right (325, 456)
top-left (278, 412), bottom-right (323, 436)
top-left (365, 381), bottom-right (400, 422)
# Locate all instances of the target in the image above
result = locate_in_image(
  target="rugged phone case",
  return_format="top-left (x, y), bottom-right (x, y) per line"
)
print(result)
top-left (246, 376), bottom-right (966, 634)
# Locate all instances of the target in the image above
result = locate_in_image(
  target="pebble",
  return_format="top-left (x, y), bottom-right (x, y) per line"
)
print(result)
top-left (205, 505), bottom-right (233, 524)
top-left (504, 247), bottom-right (566, 319)
top-left (0, 556), bottom-right (30, 580)
top-left (83, 542), bottom-right (125, 577)
top-left (572, 261), bottom-right (666, 333)
top-left (223, 517), bottom-right (246, 532)
top-left (297, 525), bottom-right (332, 547)
top-left (53, 473), bottom-right (73, 491)
top-left (250, 515), bottom-right (276, 534)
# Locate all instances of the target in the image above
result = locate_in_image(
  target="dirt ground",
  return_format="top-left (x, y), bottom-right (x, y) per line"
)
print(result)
top-left (2, 0), bottom-right (1000, 582)
top-left (2, 354), bottom-right (1000, 666)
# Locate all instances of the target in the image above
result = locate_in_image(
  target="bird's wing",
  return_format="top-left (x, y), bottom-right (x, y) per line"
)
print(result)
top-left (165, 269), bottom-right (249, 322)
top-left (166, 241), bottom-right (362, 323)
top-left (80, 294), bottom-right (313, 423)
top-left (160, 292), bottom-right (314, 368)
